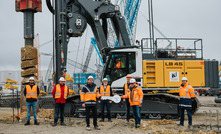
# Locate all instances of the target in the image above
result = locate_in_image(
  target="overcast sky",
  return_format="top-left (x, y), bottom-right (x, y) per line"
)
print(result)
top-left (0, 0), bottom-right (221, 72)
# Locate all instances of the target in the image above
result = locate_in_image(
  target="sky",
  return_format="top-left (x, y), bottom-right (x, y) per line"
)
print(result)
top-left (0, 0), bottom-right (221, 72)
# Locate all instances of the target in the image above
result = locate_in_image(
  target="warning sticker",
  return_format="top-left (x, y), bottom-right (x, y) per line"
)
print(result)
top-left (170, 72), bottom-right (179, 82)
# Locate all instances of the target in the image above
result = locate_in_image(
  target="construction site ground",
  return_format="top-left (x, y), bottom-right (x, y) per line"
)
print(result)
top-left (0, 96), bottom-right (221, 134)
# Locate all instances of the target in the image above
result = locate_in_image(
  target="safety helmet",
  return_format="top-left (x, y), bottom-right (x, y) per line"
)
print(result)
top-left (102, 78), bottom-right (108, 82)
top-left (126, 74), bottom-right (132, 78)
top-left (87, 76), bottom-right (94, 80)
top-left (130, 78), bottom-right (136, 83)
top-left (29, 77), bottom-right (35, 81)
top-left (181, 77), bottom-right (188, 81)
top-left (59, 77), bottom-right (66, 82)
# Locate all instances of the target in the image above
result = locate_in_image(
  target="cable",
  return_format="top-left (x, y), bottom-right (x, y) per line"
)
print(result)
top-left (46, 0), bottom-right (55, 14)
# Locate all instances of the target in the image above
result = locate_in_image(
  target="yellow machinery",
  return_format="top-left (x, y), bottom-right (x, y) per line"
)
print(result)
top-left (143, 60), bottom-right (205, 88)
top-left (4, 78), bottom-right (19, 90)
top-left (65, 74), bottom-right (76, 96)
top-left (102, 38), bottom-right (219, 116)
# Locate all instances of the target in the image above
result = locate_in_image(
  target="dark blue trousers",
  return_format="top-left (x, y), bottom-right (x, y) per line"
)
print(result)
top-left (179, 107), bottom-right (192, 126)
top-left (54, 103), bottom-right (65, 123)
top-left (125, 99), bottom-right (130, 121)
top-left (131, 105), bottom-right (141, 126)
top-left (100, 100), bottom-right (111, 120)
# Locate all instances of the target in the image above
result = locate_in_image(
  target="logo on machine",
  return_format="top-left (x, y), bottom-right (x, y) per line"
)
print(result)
top-left (165, 62), bottom-right (183, 66)
top-left (170, 72), bottom-right (179, 82)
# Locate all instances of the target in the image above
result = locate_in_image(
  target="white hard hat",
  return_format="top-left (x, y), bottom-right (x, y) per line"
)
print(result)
top-left (181, 77), bottom-right (188, 81)
top-left (29, 77), bottom-right (35, 81)
top-left (102, 78), bottom-right (108, 82)
top-left (130, 78), bottom-right (136, 83)
top-left (59, 77), bottom-right (66, 82)
top-left (87, 76), bottom-right (94, 80)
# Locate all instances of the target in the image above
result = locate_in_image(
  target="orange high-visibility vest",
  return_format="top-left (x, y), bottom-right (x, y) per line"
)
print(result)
top-left (115, 61), bottom-right (123, 68)
top-left (100, 85), bottom-right (111, 96)
top-left (122, 86), bottom-right (143, 106)
top-left (179, 83), bottom-right (195, 98)
top-left (122, 83), bottom-right (130, 98)
top-left (80, 86), bottom-right (99, 102)
top-left (55, 84), bottom-right (68, 99)
top-left (26, 85), bottom-right (38, 99)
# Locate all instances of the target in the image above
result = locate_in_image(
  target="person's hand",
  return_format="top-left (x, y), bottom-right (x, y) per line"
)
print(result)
top-left (139, 104), bottom-right (142, 107)
top-left (109, 101), bottom-right (112, 103)
top-left (123, 99), bottom-right (125, 102)
top-left (98, 100), bottom-right (101, 103)
top-left (82, 103), bottom-right (85, 107)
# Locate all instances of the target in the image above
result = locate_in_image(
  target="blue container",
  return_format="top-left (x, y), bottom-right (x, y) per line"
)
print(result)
top-left (73, 73), bottom-right (97, 84)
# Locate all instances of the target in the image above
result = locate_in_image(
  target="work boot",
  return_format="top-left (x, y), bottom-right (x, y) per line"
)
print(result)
top-left (178, 124), bottom-right (184, 126)
top-left (61, 122), bottom-right (66, 126)
top-left (137, 124), bottom-right (140, 128)
top-left (100, 119), bottom-right (104, 122)
top-left (24, 120), bottom-right (30, 126)
top-left (108, 119), bottom-right (112, 122)
top-left (52, 123), bottom-right (57, 127)
top-left (86, 126), bottom-right (91, 131)
top-left (188, 125), bottom-right (193, 129)
top-left (94, 126), bottom-right (100, 130)
top-left (34, 120), bottom-right (40, 125)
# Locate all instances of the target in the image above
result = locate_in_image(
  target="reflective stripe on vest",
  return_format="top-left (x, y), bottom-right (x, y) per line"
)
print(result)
top-left (55, 84), bottom-right (68, 99)
top-left (100, 85), bottom-right (111, 96)
top-left (186, 85), bottom-right (190, 97)
top-left (131, 87), bottom-right (140, 102)
top-left (124, 83), bottom-right (130, 98)
top-left (179, 85), bottom-right (191, 98)
top-left (26, 85), bottom-right (37, 99)
top-left (83, 85), bottom-right (98, 102)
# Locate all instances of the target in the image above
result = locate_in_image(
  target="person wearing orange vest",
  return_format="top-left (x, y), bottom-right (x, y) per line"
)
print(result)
top-left (178, 77), bottom-right (196, 127)
top-left (98, 78), bottom-right (113, 122)
top-left (24, 77), bottom-right (40, 125)
top-left (122, 78), bottom-right (143, 128)
top-left (52, 77), bottom-right (69, 126)
top-left (80, 76), bottom-right (101, 131)
top-left (114, 58), bottom-right (124, 74)
top-left (123, 74), bottom-right (132, 122)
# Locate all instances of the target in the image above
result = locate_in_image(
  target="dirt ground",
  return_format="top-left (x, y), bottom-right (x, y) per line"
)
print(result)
top-left (0, 96), bottom-right (221, 134)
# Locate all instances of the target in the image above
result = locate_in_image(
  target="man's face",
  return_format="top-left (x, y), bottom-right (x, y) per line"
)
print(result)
top-left (130, 82), bottom-right (135, 87)
top-left (60, 81), bottom-right (65, 85)
top-left (103, 81), bottom-right (108, 85)
top-left (127, 77), bottom-right (131, 83)
top-left (182, 80), bottom-right (187, 85)
top-left (29, 80), bottom-right (34, 85)
top-left (87, 79), bottom-right (93, 85)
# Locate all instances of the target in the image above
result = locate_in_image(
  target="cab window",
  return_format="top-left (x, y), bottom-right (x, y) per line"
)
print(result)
top-left (104, 52), bottom-right (136, 84)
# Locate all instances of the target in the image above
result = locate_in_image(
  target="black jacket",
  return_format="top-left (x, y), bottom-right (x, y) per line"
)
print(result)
top-left (81, 83), bottom-right (98, 106)
top-left (24, 84), bottom-right (40, 102)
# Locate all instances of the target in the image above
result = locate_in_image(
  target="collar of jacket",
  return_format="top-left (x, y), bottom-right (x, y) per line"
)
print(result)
top-left (86, 83), bottom-right (96, 88)
top-left (131, 85), bottom-right (138, 90)
top-left (183, 82), bottom-right (189, 88)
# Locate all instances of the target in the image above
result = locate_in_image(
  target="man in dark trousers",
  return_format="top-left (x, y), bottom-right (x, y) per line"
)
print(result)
top-left (178, 77), bottom-right (195, 128)
top-left (24, 77), bottom-right (40, 125)
top-left (122, 74), bottom-right (132, 122)
top-left (80, 76), bottom-right (100, 131)
top-left (98, 78), bottom-right (113, 122)
top-left (52, 77), bottom-right (69, 126)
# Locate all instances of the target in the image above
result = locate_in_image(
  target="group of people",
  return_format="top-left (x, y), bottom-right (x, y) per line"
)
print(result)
top-left (79, 74), bottom-right (143, 130)
top-left (23, 74), bottom-right (195, 130)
